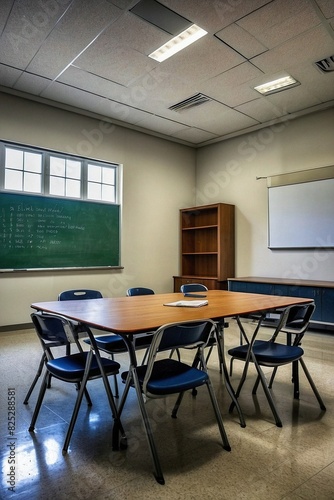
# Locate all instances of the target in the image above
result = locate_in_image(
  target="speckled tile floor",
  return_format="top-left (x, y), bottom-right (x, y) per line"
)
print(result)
top-left (1, 319), bottom-right (333, 499)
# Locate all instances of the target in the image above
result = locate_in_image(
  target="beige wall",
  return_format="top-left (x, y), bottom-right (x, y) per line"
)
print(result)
top-left (196, 107), bottom-right (334, 281)
top-left (0, 93), bottom-right (196, 326)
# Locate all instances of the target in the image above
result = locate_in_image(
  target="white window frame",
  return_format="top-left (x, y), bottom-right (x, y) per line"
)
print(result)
top-left (0, 141), bottom-right (120, 205)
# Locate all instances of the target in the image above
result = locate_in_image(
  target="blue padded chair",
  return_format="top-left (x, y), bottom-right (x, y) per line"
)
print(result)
top-left (126, 287), bottom-right (155, 296)
top-left (28, 313), bottom-right (122, 454)
top-left (23, 294), bottom-right (91, 404)
top-left (58, 289), bottom-right (103, 301)
top-left (91, 287), bottom-right (156, 358)
top-left (180, 283), bottom-right (208, 294)
top-left (124, 287), bottom-right (156, 362)
top-left (119, 319), bottom-right (231, 484)
top-left (179, 283), bottom-right (219, 369)
top-left (58, 289), bottom-right (127, 398)
top-left (82, 287), bottom-right (156, 396)
top-left (228, 303), bottom-right (326, 426)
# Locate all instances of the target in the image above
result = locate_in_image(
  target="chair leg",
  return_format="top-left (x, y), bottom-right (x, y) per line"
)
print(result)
top-left (299, 358), bottom-right (326, 411)
top-left (109, 354), bottom-right (119, 398)
top-left (268, 367), bottom-right (278, 389)
top-left (169, 348), bottom-right (181, 362)
top-left (28, 371), bottom-right (49, 431)
top-left (292, 360), bottom-right (300, 399)
top-left (252, 360), bottom-right (282, 427)
top-left (24, 353), bottom-right (47, 404)
top-left (131, 367), bottom-right (164, 485)
top-left (205, 379), bottom-right (231, 451)
top-left (62, 380), bottom-right (87, 454)
top-left (171, 391), bottom-right (185, 418)
top-left (229, 356), bottom-right (235, 376)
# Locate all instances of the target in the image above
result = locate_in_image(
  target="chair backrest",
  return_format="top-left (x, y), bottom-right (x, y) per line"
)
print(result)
top-left (31, 312), bottom-right (74, 350)
top-left (58, 289), bottom-right (103, 301)
top-left (271, 303), bottom-right (315, 342)
top-left (126, 287), bottom-right (155, 296)
top-left (143, 320), bottom-right (215, 392)
top-left (180, 283), bottom-right (208, 293)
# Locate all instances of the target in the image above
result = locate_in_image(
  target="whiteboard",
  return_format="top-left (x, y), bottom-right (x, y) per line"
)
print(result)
top-left (268, 178), bottom-right (334, 249)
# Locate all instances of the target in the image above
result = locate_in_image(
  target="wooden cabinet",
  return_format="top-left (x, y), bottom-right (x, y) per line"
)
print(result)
top-left (174, 203), bottom-right (235, 291)
top-left (228, 277), bottom-right (334, 331)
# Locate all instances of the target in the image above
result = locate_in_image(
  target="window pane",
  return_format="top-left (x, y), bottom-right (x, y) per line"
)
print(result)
top-left (50, 176), bottom-right (65, 196)
top-left (65, 178), bottom-right (81, 198)
top-left (50, 157), bottom-right (65, 176)
top-left (102, 184), bottom-right (115, 202)
top-left (102, 167), bottom-right (115, 185)
top-left (6, 148), bottom-right (23, 170)
top-left (66, 160), bottom-right (81, 179)
top-left (24, 172), bottom-right (41, 192)
top-left (87, 182), bottom-right (101, 200)
top-left (25, 152), bottom-right (42, 173)
top-left (4, 169), bottom-right (22, 190)
top-left (88, 165), bottom-right (101, 182)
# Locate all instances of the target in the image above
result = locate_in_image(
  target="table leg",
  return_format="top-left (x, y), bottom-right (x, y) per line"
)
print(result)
top-left (215, 321), bottom-right (246, 428)
top-left (84, 328), bottom-right (127, 450)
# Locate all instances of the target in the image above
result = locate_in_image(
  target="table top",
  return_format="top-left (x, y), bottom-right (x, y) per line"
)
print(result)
top-left (31, 290), bottom-right (313, 334)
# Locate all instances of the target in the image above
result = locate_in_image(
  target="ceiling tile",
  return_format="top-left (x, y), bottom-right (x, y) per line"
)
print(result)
top-left (235, 97), bottom-right (288, 122)
top-left (170, 100), bottom-right (259, 135)
top-left (26, 1), bottom-right (122, 78)
top-left (237, 0), bottom-right (320, 49)
top-left (216, 24), bottom-right (268, 58)
top-left (265, 85), bottom-right (323, 113)
top-left (14, 73), bottom-right (51, 95)
top-left (198, 62), bottom-right (263, 107)
top-left (0, 0), bottom-right (69, 69)
top-left (251, 25), bottom-right (334, 73)
top-left (58, 66), bottom-right (127, 101)
top-left (162, 0), bottom-right (273, 32)
top-left (159, 36), bottom-right (245, 85)
top-left (0, 64), bottom-right (22, 87)
top-left (171, 126), bottom-right (218, 144)
top-left (135, 113), bottom-right (190, 135)
top-left (313, 0), bottom-right (334, 18)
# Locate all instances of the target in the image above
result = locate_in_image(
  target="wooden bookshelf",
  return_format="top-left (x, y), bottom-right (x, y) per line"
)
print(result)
top-left (174, 203), bottom-right (235, 291)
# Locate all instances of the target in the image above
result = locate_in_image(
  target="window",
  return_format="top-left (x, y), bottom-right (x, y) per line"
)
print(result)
top-left (4, 147), bottom-right (42, 193)
top-left (49, 156), bottom-right (81, 198)
top-left (87, 162), bottom-right (117, 203)
top-left (0, 142), bottom-right (119, 204)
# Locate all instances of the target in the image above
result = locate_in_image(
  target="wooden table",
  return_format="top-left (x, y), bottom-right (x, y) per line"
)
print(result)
top-left (31, 290), bottom-right (313, 333)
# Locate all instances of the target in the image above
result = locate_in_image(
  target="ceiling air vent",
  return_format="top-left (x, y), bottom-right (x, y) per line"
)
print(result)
top-left (169, 93), bottom-right (212, 111)
top-left (314, 55), bottom-right (334, 73)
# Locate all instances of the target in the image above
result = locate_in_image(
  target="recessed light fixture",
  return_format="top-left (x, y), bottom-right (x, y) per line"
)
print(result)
top-left (254, 76), bottom-right (300, 95)
top-left (148, 24), bottom-right (207, 62)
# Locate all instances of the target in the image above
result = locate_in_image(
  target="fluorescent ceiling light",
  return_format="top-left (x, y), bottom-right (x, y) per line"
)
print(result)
top-left (149, 24), bottom-right (207, 62)
top-left (254, 76), bottom-right (300, 95)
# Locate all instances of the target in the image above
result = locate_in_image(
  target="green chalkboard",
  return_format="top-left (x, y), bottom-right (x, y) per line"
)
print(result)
top-left (0, 192), bottom-right (120, 270)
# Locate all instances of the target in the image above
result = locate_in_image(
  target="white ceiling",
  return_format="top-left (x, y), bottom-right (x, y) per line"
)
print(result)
top-left (0, 0), bottom-right (334, 147)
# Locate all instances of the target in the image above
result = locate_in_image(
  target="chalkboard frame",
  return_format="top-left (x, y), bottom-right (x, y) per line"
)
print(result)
top-left (0, 191), bottom-right (121, 271)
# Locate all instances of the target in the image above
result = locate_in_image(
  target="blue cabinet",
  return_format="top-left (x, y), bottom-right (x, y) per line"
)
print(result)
top-left (228, 277), bottom-right (334, 329)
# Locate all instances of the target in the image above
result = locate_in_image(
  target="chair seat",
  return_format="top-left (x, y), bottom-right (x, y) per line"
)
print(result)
top-left (47, 352), bottom-right (120, 382)
top-left (122, 358), bottom-right (209, 395)
top-left (84, 335), bottom-right (127, 353)
top-left (228, 340), bottom-right (304, 366)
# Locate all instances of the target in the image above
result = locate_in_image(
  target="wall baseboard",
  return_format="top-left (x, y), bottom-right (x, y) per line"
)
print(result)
top-left (0, 323), bottom-right (32, 332)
